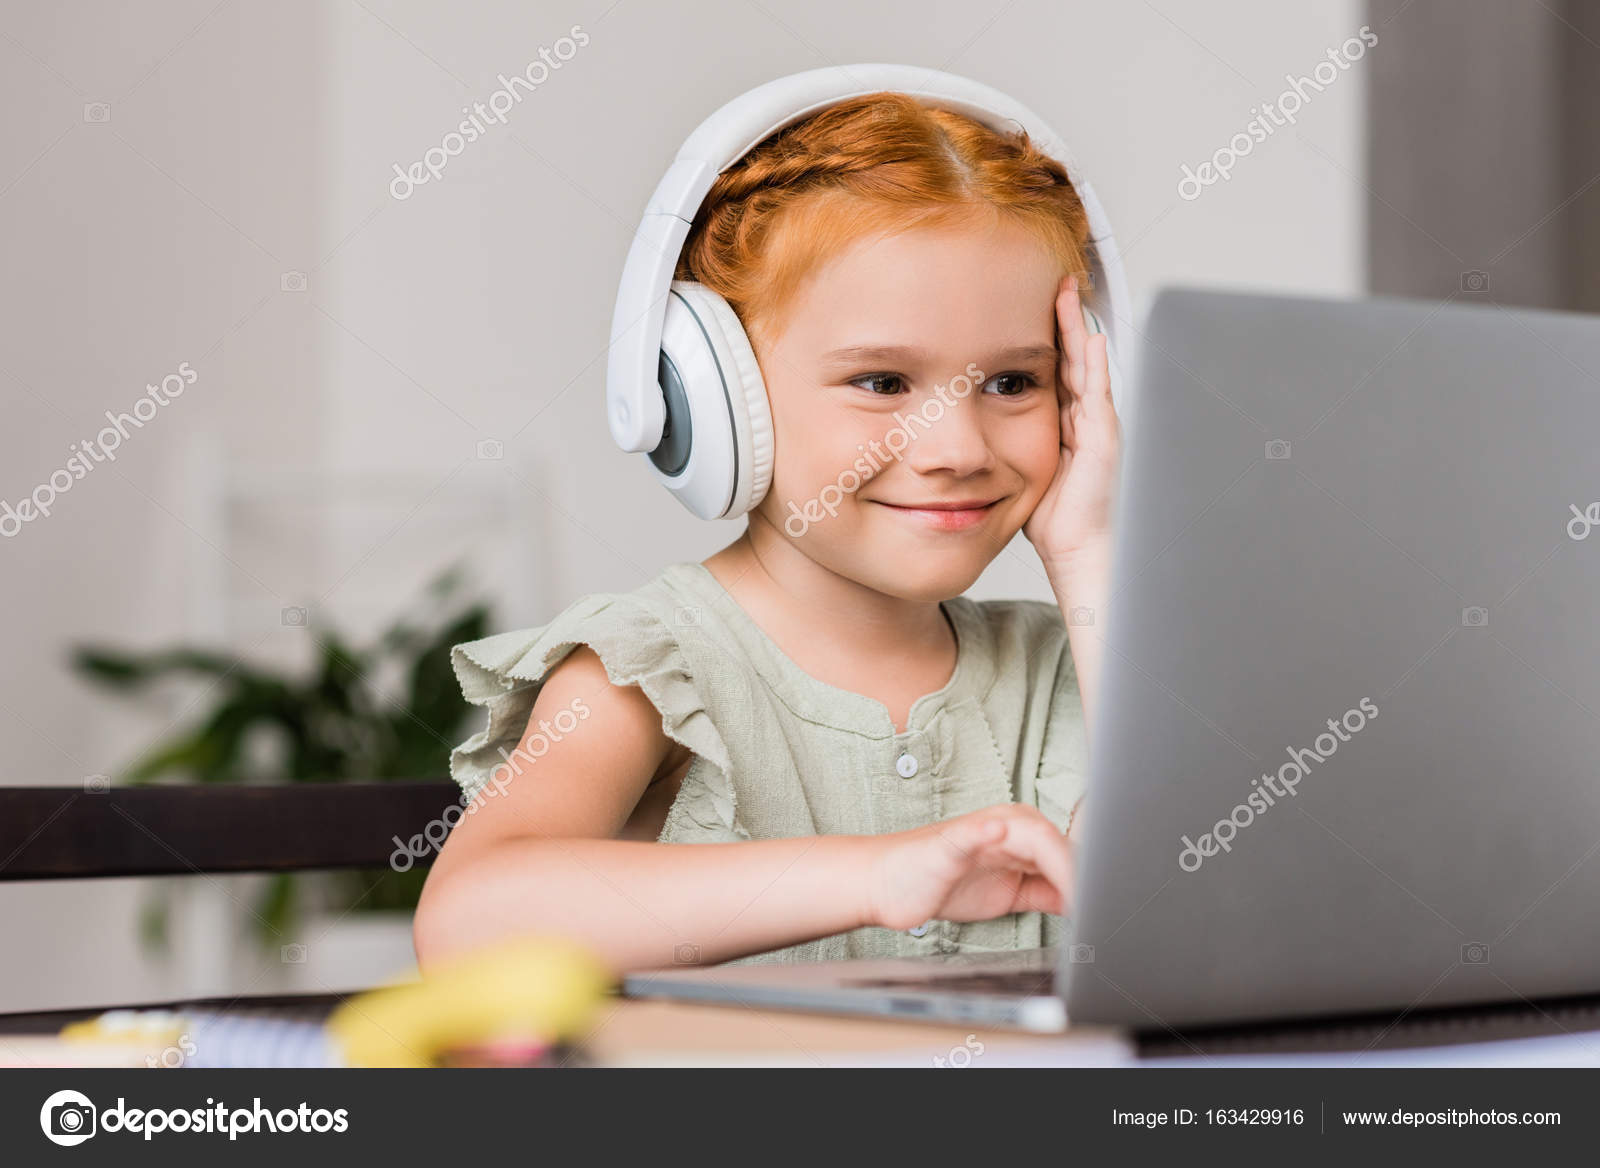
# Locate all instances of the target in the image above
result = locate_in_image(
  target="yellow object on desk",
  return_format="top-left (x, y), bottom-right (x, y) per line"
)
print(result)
top-left (58, 1010), bottom-right (190, 1067)
top-left (327, 936), bottom-right (613, 1068)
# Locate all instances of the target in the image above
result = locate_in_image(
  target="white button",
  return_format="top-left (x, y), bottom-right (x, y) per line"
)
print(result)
top-left (908, 921), bottom-right (931, 937)
top-left (895, 751), bottom-right (919, 779)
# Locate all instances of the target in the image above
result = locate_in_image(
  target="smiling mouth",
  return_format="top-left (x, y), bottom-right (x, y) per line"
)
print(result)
top-left (872, 498), bottom-right (1003, 531)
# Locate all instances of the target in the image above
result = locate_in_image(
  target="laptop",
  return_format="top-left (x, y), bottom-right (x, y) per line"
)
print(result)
top-left (625, 287), bottom-right (1600, 1034)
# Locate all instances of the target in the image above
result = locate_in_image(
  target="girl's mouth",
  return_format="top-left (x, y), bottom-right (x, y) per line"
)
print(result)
top-left (872, 497), bottom-right (1002, 531)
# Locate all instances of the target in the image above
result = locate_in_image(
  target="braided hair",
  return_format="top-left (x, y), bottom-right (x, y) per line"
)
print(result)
top-left (676, 91), bottom-right (1097, 348)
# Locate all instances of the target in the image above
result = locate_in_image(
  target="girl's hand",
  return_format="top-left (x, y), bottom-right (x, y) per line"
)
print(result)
top-left (864, 804), bottom-right (1075, 931)
top-left (1022, 275), bottom-right (1122, 581)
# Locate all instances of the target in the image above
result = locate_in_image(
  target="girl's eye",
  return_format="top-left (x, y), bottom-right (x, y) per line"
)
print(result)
top-left (847, 371), bottom-right (1041, 397)
top-left (850, 373), bottom-right (907, 396)
top-left (983, 371), bottom-right (1038, 397)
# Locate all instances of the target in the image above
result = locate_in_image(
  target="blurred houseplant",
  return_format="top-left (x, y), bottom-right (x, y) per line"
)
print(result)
top-left (71, 568), bottom-right (488, 949)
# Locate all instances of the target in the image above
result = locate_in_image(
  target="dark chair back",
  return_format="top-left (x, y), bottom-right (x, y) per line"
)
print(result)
top-left (0, 783), bottom-right (460, 879)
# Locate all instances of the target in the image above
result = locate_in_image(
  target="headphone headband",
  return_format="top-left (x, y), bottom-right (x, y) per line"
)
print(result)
top-left (606, 64), bottom-right (1132, 455)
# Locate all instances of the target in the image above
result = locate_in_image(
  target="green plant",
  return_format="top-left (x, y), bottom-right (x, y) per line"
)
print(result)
top-left (71, 567), bottom-right (489, 948)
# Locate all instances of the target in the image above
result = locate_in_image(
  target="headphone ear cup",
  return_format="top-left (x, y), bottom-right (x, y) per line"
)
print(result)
top-left (664, 281), bottom-right (773, 516)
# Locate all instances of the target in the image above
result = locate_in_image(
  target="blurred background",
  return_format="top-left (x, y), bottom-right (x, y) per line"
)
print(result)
top-left (2, 0), bottom-right (1596, 1012)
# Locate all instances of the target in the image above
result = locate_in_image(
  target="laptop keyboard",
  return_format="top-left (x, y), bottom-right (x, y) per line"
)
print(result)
top-left (841, 967), bottom-right (1058, 997)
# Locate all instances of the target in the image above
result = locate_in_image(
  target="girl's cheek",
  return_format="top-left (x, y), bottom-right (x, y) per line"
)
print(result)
top-left (1000, 410), bottom-right (1062, 483)
top-left (782, 412), bottom-right (870, 487)
top-left (760, 420), bottom-right (854, 525)
top-left (1007, 434), bottom-right (1062, 516)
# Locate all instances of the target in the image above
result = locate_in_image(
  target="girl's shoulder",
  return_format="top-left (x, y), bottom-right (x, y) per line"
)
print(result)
top-left (448, 562), bottom-right (721, 690)
top-left (957, 594), bottom-right (1070, 636)
top-left (447, 562), bottom-right (741, 807)
top-left (454, 563), bottom-right (697, 681)
top-left (948, 594), bottom-right (1075, 687)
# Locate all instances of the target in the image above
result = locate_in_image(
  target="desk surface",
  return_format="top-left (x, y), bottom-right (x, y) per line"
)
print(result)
top-left (0, 990), bottom-right (1127, 1068)
top-left (580, 999), bottom-right (1130, 1066)
top-left (8, 987), bottom-right (1600, 1067)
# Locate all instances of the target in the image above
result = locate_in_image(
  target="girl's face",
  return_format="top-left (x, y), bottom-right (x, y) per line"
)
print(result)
top-left (750, 215), bottom-right (1065, 602)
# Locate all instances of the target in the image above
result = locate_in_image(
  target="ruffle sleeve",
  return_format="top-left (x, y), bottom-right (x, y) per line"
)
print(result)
top-left (447, 592), bottom-right (746, 839)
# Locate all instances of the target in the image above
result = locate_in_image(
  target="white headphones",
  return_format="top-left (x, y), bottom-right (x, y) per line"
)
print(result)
top-left (606, 64), bottom-right (1132, 521)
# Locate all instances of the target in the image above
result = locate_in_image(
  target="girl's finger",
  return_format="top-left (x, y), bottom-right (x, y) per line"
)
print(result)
top-left (1022, 818), bottom-right (1076, 911)
top-left (1078, 332), bottom-right (1118, 447)
top-left (1058, 399), bottom-right (1080, 457)
top-left (1056, 275), bottom-right (1089, 405)
top-left (966, 847), bottom-right (1065, 917)
top-left (935, 815), bottom-right (1004, 868)
top-left (1015, 872), bottom-right (1067, 915)
top-left (974, 816), bottom-right (1075, 913)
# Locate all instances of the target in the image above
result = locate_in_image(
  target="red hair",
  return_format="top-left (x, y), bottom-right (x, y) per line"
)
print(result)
top-left (676, 91), bottom-right (1097, 346)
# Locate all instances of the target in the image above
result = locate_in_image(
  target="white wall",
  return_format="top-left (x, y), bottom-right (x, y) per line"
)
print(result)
top-left (0, 0), bottom-right (1367, 1012)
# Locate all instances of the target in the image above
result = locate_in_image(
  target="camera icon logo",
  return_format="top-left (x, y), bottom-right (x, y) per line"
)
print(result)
top-left (83, 773), bottom-right (110, 794)
top-left (40, 1089), bottom-right (97, 1146)
top-left (280, 271), bottom-right (308, 292)
top-left (1460, 270), bottom-right (1490, 293)
top-left (1461, 606), bottom-right (1489, 628)
top-left (281, 606), bottom-right (308, 627)
top-left (674, 606), bottom-right (701, 626)
top-left (1068, 606), bottom-right (1095, 627)
top-left (1265, 439), bottom-right (1292, 460)
top-left (281, 943), bottom-right (307, 964)
top-left (475, 438), bottom-right (503, 460)
top-left (1067, 943), bottom-right (1095, 964)
top-left (1461, 942), bottom-right (1491, 965)
top-left (672, 942), bottom-right (701, 964)
top-left (932, 1033), bottom-right (986, 1068)
top-left (83, 103), bottom-right (111, 123)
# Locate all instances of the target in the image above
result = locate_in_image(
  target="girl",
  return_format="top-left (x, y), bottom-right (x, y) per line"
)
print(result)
top-left (414, 88), bottom-right (1120, 972)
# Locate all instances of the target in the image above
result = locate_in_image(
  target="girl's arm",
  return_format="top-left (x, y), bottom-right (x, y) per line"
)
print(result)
top-left (414, 645), bottom-right (1075, 972)
top-left (1025, 275), bottom-right (1121, 742)
top-left (1045, 537), bottom-right (1110, 740)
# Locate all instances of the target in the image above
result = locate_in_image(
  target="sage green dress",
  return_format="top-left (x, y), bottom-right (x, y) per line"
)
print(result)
top-left (448, 560), bottom-right (1088, 965)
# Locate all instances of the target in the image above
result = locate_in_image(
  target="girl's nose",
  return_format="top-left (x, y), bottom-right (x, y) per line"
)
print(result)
top-left (899, 391), bottom-right (997, 478)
